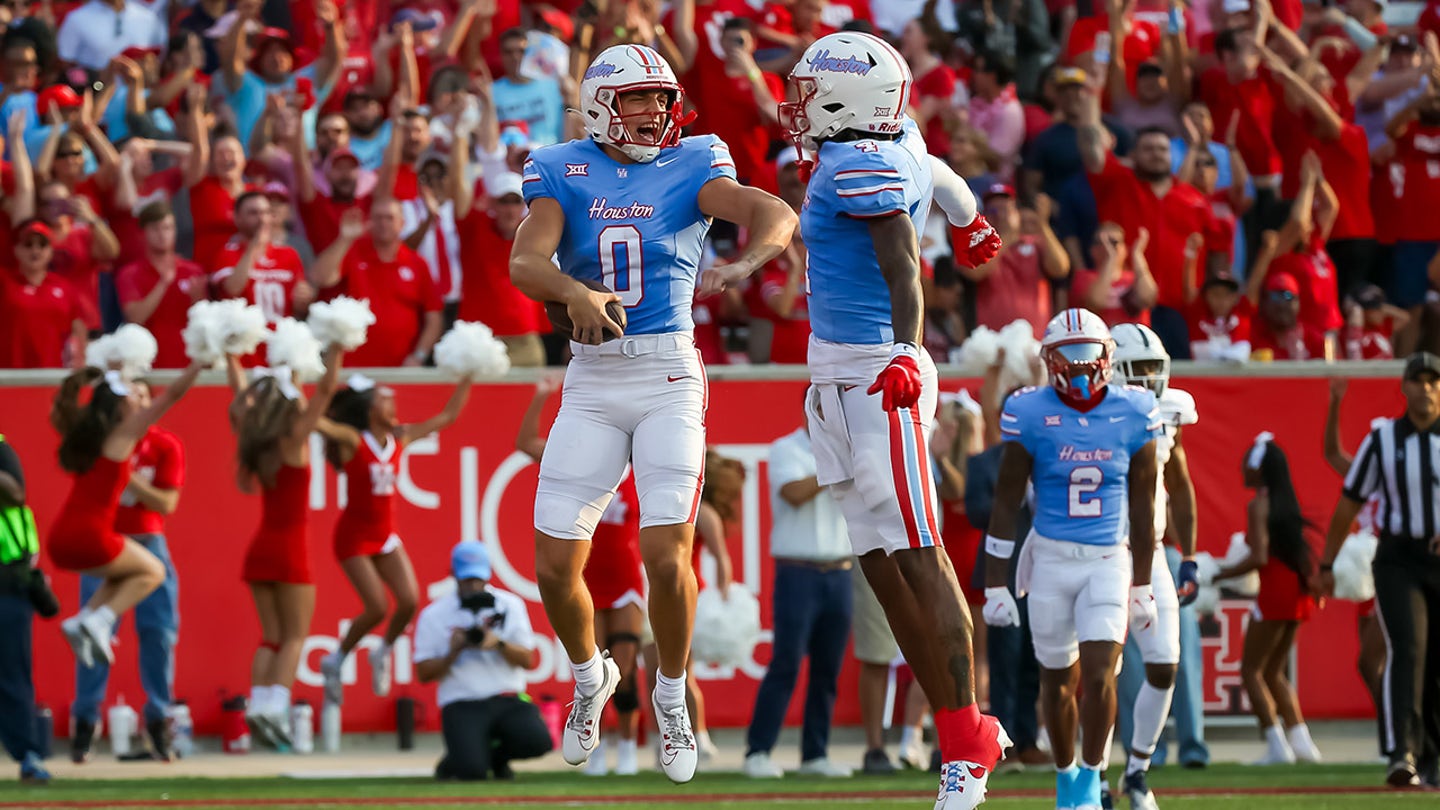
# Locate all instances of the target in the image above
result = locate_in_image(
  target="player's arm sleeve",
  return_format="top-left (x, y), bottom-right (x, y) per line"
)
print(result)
top-left (927, 154), bottom-right (979, 227)
top-left (998, 392), bottom-right (1037, 455)
top-left (1342, 428), bottom-right (1383, 503)
top-left (412, 604), bottom-right (448, 663)
top-left (697, 135), bottom-right (738, 184)
top-left (831, 149), bottom-right (908, 219)
top-left (520, 151), bottom-right (558, 204)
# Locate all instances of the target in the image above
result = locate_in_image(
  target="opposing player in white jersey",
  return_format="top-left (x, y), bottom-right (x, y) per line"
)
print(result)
top-left (509, 44), bottom-right (796, 784)
top-left (780, 31), bottom-right (1008, 810)
top-left (1109, 323), bottom-right (1201, 810)
top-left (984, 310), bottom-right (1161, 810)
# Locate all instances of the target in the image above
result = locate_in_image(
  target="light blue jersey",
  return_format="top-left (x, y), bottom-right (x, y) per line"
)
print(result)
top-left (1000, 385), bottom-right (1162, 546)
top-left (522, 135), bottom-right (735, 335)
top-left (802, 118), bottom-right (933, 345)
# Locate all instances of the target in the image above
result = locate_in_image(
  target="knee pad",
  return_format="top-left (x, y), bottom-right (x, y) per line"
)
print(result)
top-left (534, 491), bottom-right (602, 541)
top-left (612, 675), bottom-right (640, 713)
top-left (606, 632), bottom-right (641, 651)
top-left (637, 475), bottom-right (701, 528)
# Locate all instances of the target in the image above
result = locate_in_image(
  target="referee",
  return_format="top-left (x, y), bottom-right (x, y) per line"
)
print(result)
top-left (1321, 352), bottom-right (1440, 789)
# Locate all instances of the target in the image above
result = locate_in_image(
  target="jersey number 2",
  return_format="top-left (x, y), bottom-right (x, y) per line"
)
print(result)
top-left (1068, 466), bottom-right (1103, 518)
top-left (599, 226), bottom-right (644, 307)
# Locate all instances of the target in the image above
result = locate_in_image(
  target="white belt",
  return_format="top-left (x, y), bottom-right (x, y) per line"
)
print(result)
top-left (571, 332), bottom-right (695, 359)
top-left (1027, 530), bottom-right (1127, 560)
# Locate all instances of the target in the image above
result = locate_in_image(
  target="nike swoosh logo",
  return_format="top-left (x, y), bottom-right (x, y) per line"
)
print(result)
top-left (667, 374), bottom-right (687, 382)
top-left (967, 764), bottom-right (987, 779)
top-left (843, 385), bottom-right (857, 391)
top-left (656, 156), bottom-right (679, 167)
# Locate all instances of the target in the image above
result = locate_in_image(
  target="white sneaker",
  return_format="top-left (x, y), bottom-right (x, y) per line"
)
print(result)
top-left (1254, 726), bottom-right (1295, 765)
top-left (900, 736), bottom-right (929, 770)
top-left (370, 647), bottom-right (392, 698)
top-left (1288, 724), bottom-right (1322, 763)
top-left (744, 752), bottom-right (784, 779)
top-left (78, 611), bottom-right (115, 666)
top-left (652, 692), bottom-right (698, 783)
top-left (583, 740), bottom-right (610, 777)
top-left (266, 710), bottom-right (293, 748)
top-left (615, 739), bottom-right (639, 776)
top-left (61, 615), bottom-right (94, 669)
top-left (697, 730), bottom-right (719, 762)
top-left (320, 652), bottom-right (344, 706)
top-left (562, 655), bottom-right (621, 766)
top-left (798, 757), bottom-right (853, 777)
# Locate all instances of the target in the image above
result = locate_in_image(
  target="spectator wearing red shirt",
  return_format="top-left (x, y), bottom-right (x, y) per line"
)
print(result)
top-left (1250, 155), bottom-right (1344, 340)
top-left (1340, 284), bottom-right (1406, 360)
top-left (107, 139), bottom-right (187, 267)
top-left (1249, 272), bottom-right (1331, 361)
top-left (899, 14), bottom-right (957, 156)
top-left (1176, 128), bottom-right (1249, 272)
top-left (958, 185), bottom-right (1071, 337)
top-left (1186, 270), bottom-right (1254, 361)
top-left (1073, 221), bottom-right (1160, 327)
top-left (451, 129), bottom-right (544, 367)
top-left (696, 18), bottom-right (784, 193)
top-left (293, 141), bottom-right (371, 255)
top-left (1067, 0), bottom-right (1163, 97)
top-left (755, 0), bottom-right (834, 74)
top-left (315, 199), bottom-right (443, 367)
top-left (185, 88), bottom-right (253, 270)
top-left (0, 220), bottom-right (90, 368)
top-left (753, 153), bottom-right (810, 364)
top-left (210, 191), bottom-right (314, 327)
top-left (116, 203), bottom-right (208, 370)
top-left (1383, 93), bottom-right (1440, 355)
top-left (36, 180), bottom-right (121, 334)
top-left (1197, 28), bottom-right (1283, 193)
top-left (1082, 91), bottom-right (1223, 359)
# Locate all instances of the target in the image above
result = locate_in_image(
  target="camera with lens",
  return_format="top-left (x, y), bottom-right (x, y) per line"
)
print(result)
top-left (465, 625), bottom-right (489, 645)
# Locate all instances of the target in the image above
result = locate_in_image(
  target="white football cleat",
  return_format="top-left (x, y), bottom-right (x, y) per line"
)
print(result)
top-left (78, 611), bottom-right (115, 667)
top-left (652, 691), bottom-right (698, 783)
top-left (370, 648), bottom-right (393, 698)
top-left (562, 654), bottom-right (621, 765)
top-left (935, 716), bottom-right (1011, 810)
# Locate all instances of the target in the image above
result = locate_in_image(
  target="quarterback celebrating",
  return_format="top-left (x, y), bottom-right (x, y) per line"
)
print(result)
top-left (985, 309), bottom-right (1162, 810)
top-left (509, 44), bottom-right (795, 784)
top-left (780, 31), bottom-right (1006, 809)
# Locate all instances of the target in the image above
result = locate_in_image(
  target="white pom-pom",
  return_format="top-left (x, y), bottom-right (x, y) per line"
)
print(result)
top-left (306, 296), bottom-right (376, 351)
top-left (220, 301), bottom-right (269, 356)
top-left (952, 326), bottom-right (999, 374)
top-left (1194, 552), bottom-right (1220, 586)
top-left (266, 318), bottom-right (325, 382)
top-left (1219, 532), bottom-right (1261, 597)
top-left (1192, 551), bottom-right (1221, 616)
top-left (433, 321), bottom-right (512, 378)
top-left (691, 586), bottom-right (761, 667)
top-left (1333, 532), bottom-right (1378, 602)
top-left (998, 320), bottom-right (1041, 384)
top-left (85, 334), bottom-right (116, 370)
top-left (109, 324), bottom-right (158, 379)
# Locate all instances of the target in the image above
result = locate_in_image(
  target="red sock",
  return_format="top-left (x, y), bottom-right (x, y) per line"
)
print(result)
top-left (934, 704), bottom-right (982, 762)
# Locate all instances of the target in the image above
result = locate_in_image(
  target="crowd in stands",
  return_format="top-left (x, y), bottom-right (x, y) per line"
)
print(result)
top-left (2, 0), bottom-right (1439, 370)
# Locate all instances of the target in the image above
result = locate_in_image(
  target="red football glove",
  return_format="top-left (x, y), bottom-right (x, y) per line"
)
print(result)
top-left (867, 344), bottom-right (923, 412)
top-left (955, 214), bottom-right (1003, 268)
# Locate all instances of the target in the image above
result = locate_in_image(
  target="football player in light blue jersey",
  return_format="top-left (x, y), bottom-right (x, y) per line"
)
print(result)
top-left (779, 31), bottom-right (1006, 810)
top-left (509, 44), bottom-right (796, 786)
top-left (983, 309), bottom-right (1162, 810)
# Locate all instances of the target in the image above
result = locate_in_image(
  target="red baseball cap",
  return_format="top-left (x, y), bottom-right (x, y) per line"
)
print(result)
top-left (16, 220), bottom-right (53, 243)
top-left (323, 148), bottom-right (361, 172)
top-left (262, 181), bottom-right (292, 201)
top-left (36, 85), bottom-right (82, 115)
top-left (1263, 273), bottom-right (1301, 295)
top-left (120, 46), bottom-right (161, 61)
top-left (981, 183), bottom-right (1015, 202)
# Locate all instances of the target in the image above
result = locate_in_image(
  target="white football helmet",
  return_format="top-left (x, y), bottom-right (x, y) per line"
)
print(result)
top-left (579, 44), bottom-right (692, 163)
top-left (1111, 322), bottom-right (1171, 397)
top-left (1041, 309), bottom-right (1116, 404)
top-left (779, 31), bottom-right (912, 153)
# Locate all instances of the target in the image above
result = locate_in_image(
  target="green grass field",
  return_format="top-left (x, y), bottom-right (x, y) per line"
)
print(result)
top-left (1, 764), bottom-right (1433, 810)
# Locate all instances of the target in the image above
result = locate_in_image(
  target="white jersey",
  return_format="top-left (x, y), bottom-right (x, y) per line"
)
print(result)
top-left (1152, 387), bottom-right (1198, 539)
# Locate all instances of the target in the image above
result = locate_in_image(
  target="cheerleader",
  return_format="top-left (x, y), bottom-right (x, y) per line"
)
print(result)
top-left (319, 373), bottom-right (473, 701)
top-left (1217, 434), bottom-right (1323, 765)
top-left (50, 363), bottom-right (203, 667)
top-left (226, 348), bottom-right (342, 748)
top-left (681, 448), bottom-right (739, 762)
top-left (517, 376), bottom-right (647, 776)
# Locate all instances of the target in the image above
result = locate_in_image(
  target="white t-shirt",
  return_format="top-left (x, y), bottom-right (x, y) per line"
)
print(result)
top-left (57, 1), bottom-right (168, 72)
top-left (412, 585), bottom-right (534, 708)
top-left (769, 428), bottom-right (852, 561)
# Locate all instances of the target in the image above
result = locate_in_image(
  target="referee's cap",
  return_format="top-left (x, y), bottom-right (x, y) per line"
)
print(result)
top-left (1403, 352), bottom-right (1440, 382)
top-left (451, 540), bottom-right (492, 581)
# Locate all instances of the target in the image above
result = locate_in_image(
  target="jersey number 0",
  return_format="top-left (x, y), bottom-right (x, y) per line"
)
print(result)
top-left (599, 226), bottom-right (645, 307)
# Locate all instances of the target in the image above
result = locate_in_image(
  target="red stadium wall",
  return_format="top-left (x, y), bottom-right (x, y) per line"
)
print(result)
top-left (2, 374), bottom-right (1403, 737)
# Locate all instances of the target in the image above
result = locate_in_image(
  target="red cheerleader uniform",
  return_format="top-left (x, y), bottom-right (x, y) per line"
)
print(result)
top-left (243, 464), bottom-right (313, 584)
top-left (1253, 556), bottom-right (1316, 622)
top-left (334, 431), bottom-right (405, 561)
top-left (48, 455), bottom-right (132, 571)
top-left (583, 472), bottom-right (645, 611)
top-left (940, 501), bottom-right (985, 607)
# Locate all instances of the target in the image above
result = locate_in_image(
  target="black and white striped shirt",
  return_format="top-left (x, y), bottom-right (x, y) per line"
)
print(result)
top-left (1344, 417), bottom-right (1440, 540)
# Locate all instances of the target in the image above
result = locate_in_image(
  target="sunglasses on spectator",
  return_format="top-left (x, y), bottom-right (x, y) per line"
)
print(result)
top-left (1267, 291), bottom-right (1297, 301)
top-left (56, 150), bottom-right (83, 159)
top-left (1197, 158), bottom-right (1217, 168)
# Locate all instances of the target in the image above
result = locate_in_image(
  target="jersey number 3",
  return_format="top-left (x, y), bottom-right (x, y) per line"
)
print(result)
top-left (1068, 466), bottom-right (1103, 518)
top-left (599, 226), bottom-right (644, 307)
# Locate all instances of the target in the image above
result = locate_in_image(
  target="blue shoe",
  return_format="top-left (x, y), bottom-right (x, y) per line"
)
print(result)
top-left (1055, 766), bottom-right (1079, 810)
top-left (20, 752), bottom-right (50, 785)
top-left (1073, 766), bottom-right (1102, 810)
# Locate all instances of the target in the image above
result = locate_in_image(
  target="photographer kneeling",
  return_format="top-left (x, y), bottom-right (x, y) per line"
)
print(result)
top-left (415, 540), bottom-right (553, 780)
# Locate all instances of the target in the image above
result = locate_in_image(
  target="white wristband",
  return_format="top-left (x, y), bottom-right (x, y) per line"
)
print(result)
top-left (985, 535), bottom-right (1015, 559)
top-left (890, 342), bottom-right (920, 361)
